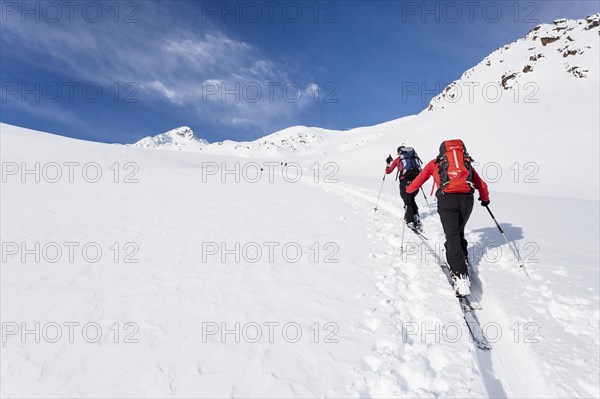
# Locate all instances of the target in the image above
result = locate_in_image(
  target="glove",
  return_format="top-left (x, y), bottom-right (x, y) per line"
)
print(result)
top-left (386, 155), bottom-right (394, 165)
top-left (479, 198), bottom-right (490, 207)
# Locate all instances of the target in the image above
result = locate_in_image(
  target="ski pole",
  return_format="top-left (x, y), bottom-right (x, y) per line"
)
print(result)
top-left (374, 173), bottom-right (386, 212)
top-left (420, 187), bottom-right (433, 214)
top-left (485, 205), bottom-right (530, 278)
top-left (400, 208), bottom-right (407, 252)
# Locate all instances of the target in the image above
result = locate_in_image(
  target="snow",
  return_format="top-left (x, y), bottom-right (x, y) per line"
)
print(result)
top-left (134, 126), bottom-right (209, 151)
top-left (132, 124), bottom-right (385, 158)
top-left (1, 14), bottom-right (599, 399)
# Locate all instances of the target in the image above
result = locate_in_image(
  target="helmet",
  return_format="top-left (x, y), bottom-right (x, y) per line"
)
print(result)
top-left (397, 146), bottom-right (405, 154)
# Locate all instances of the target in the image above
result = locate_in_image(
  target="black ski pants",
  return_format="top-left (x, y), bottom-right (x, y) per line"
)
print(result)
top-left (399, 178), bottom-right (419, 223)
top-left (437, 193), bottom-right (473, 276)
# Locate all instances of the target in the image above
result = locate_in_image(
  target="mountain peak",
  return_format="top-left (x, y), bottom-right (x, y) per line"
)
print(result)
top-left (132, 126), bottom-right (208, 151)
top-left (427, 14), bottom-right (599, 111)
top-left (168, 126), bottom-right (195, 140)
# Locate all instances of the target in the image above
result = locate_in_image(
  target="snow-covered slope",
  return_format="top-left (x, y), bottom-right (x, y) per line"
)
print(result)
top-left (428, 14), bottom-right (600, 110)
top-left (2, 122), bottom-right (598, 398)
top-left (1, 14), bottom-right (599, 399)
top-left (325, 14), bottom-right (599, 201)
top-left (133, 126), bottom-right (208, 151)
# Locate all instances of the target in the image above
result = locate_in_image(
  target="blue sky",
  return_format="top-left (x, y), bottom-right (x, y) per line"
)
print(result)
top-left (1, 1), bottom-right (598, 143)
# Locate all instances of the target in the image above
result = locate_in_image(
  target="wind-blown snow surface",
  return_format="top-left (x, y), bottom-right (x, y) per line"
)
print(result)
top-left (2, 122), bottom-right (599, 398)
top-left (2, 14), bottom-right (599, 399)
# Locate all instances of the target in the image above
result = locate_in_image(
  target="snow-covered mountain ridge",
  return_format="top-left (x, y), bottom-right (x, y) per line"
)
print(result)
top-left (131, 14), bottom-right (599, 183)
top-left (428, 13), bottom-right (599, 110)
top-left (132, 124), bottom-right (386, 157)
top-left (134, 126), bottom-right (208, 151)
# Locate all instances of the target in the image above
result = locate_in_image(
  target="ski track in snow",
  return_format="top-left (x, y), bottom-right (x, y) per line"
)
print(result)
top-left (1, 125), bottom-right (598, 397)
top-left (300, 177), bottom-right (566, 398)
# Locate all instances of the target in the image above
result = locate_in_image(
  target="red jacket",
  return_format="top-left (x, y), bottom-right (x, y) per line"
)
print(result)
top-left (406, 159), bottom-right (490, 202)
top-left (385, 157), bottom-right (404, 177)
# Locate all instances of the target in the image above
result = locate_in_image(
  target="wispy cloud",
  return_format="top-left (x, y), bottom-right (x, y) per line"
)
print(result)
top-left (1, 2), bottom-right (318, 132)
top-left (146, 81), bottom-right (183, 105)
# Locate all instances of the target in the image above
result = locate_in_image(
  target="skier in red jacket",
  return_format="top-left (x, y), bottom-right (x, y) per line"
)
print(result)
top-left (406, 140), bottom-right (489, 297)
top-left (385, 146), bottom-right (423, 231)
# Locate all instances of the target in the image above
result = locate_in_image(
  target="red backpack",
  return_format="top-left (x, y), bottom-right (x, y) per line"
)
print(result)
top-left (436, 139), bottom-right (474, 196)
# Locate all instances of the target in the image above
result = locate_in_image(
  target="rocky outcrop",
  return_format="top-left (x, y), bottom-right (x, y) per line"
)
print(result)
top-left (501, 73), bottom-right (517, 89)
top-left (425, 14), bottom-right (598, 111)
top-left (567, 66), bottom-right (588, 79)
top-left (541, 37), bottom-right (560, 46)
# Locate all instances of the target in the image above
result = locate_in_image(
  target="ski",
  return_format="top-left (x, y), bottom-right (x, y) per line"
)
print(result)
top-left (404, 233), bottom-right (491, 350)
top-left (438, 262), bottom-right (491, 350)
top-left (459, 297), bottom-right (492, 350)
top-left (464, 295), bottom-right (483, 310)
top-left (407, 226), bottom-right (429, 240)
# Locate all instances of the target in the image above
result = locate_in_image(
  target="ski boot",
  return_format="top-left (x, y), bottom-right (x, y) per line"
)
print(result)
top-left (413, 215), bottom-right (424, 233)
top-left (451, 272), bottom-right (471, 297)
